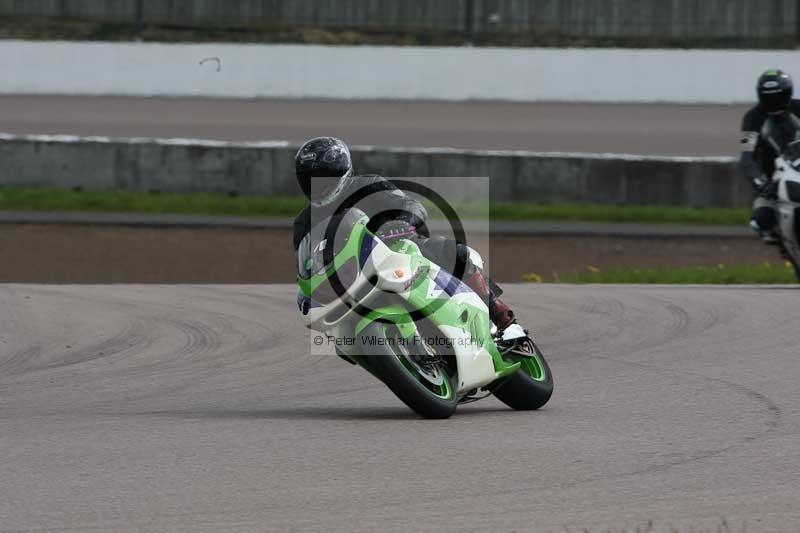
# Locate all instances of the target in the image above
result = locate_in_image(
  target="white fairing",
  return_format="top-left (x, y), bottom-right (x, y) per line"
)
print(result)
top-left (466, 246), bottom-right (484, 270)
top-left (366, 244), bottom-right (498, 393)
top-left (501, 323), bottom-right (527, 342)
top-left (773, 157), bottom-right (800, 263)
top-left (439, 325), bottom-right (498, 392)
top-left (423, 264), bottom-right (498, 392)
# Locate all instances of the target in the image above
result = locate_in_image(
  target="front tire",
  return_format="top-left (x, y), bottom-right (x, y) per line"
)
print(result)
top-left (358, 322), bottom-right (458, 419)
top-left (493, 338), bottom-right (553, 410)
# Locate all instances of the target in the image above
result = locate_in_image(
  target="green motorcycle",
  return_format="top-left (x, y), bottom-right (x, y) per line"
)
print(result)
top-left (297, 209), bottom-right (553, 419)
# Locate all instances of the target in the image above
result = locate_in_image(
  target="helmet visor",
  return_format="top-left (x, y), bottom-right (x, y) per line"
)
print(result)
top-left (309, 175), bottom-right (340, 201)
top-left (760, 91), bottom-right (790, 113)
top-left (308, 169), bottom-right (353, 207)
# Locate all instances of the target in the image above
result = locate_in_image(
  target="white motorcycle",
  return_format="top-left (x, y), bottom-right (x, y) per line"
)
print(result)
top-left (770, 140), bottom-right (800, 281)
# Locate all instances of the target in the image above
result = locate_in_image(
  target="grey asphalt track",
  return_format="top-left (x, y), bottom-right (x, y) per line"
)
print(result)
top-left (0, 95), bottom-right (745, 156)
top-left (2, 284), bottom-right (798, 532)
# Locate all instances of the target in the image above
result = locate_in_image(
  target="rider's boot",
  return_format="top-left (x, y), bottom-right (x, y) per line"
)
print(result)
top-left (750, 219), bottom-right (779, 245)
top-left (463, 268), bottom-right (515, 331)
top-left (751, 204), bottom-right (779, 245)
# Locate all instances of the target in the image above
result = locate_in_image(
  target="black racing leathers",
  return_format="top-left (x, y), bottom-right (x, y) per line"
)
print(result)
top-left (293, 174), bottom-right (475, 280)
top-left (293, 175), bottom-right (427, 249)
top-left (739, 99), bottom-right (800, 184)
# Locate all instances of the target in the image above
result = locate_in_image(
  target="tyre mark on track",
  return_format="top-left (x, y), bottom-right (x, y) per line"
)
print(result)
top-left (522, 289), bottom-right (784, 488)
top-left (0, 286), bottom-right (44, 373)
top-left (160, 318), bottom-right (222, 359)
top-left (35, 318), bottom-right (151, 374)
top-left (5, 287), bottom-right (305, 403)
top-left (587, 353), bottom-right (781, 474)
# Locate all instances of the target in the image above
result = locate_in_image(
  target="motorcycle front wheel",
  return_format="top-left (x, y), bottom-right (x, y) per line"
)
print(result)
top-left (357, 322), bottom-right (458, 419)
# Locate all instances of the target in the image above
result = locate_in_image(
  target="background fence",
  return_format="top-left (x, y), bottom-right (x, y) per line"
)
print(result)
top-left (0, 0), bottom-right (797, 48)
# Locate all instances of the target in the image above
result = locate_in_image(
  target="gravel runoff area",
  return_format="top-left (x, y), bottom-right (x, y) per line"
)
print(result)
top-left (0, 223), bottom-right (773, 283)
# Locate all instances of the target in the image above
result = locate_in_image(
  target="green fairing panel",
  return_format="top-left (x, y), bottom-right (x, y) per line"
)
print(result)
top-left (355, 305), bottom-right (418, 338)
top-left (404, 270), bottom-right (516, 376)
top-left (298, 222), bottom-right (369, 298)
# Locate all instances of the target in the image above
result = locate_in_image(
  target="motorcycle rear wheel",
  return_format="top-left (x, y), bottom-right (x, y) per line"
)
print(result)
top-left (493, 338), bottom-right (554, 411)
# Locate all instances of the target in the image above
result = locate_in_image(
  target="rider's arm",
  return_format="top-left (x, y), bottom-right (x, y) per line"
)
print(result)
top-left (293, 206), bottom-right (311, 250)
top-left (384, 179), bottom-right (428, 226)
top-left (738, 108), bottom-right (766, 186)
top-left (360, 175), bottom-right (428, 228)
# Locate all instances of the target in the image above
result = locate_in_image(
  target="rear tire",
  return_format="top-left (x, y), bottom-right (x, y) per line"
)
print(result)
top-left (493, 339), bottom-right (553, 411)
top-left (358, 322), bottom-right (458, 419)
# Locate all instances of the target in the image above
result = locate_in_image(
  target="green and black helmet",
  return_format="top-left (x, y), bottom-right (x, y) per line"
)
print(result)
top-left (757, 69), bottom-right (793, 114)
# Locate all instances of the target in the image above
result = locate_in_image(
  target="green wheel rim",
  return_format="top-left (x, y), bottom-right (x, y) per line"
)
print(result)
top-left (507, 340), bottom-right (547, 382)
top-left (383, 325), bottom-right (453, 400)
top-left (519, 354), bottom-right (546, 382)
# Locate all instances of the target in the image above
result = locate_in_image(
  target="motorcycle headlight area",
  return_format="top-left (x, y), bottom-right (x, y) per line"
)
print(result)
top-left (311, 257), bottom-right (359, 305)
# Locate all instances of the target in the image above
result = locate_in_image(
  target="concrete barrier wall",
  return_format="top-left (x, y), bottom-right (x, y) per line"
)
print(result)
top-left (0, 40), bottom-right (795, 103)
top-left (0, 134), bottom-right (749, 207)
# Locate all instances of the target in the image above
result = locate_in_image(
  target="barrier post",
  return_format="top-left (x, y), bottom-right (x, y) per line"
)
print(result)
top-left (134, 0), bottom-right (144, 40)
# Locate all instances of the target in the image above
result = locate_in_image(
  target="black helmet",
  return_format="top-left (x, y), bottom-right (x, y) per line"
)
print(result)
top-left (295, 137), bottom-right (354, 206)
top-left (757, 69), bottom-right (793, 114)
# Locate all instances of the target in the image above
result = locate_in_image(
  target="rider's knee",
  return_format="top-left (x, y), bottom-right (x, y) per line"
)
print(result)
top-left (752, 205), bottom-right (778, 232)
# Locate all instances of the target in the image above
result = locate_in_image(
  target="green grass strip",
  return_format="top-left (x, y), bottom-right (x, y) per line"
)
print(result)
top-left (0, 186), bottom-right (306, 218)
top-left (0, 186), bottom-right (749, 225)
top-left (487, 201), bottom-right (749, 226)
top-left (523, 263), bottom-right (797, 284)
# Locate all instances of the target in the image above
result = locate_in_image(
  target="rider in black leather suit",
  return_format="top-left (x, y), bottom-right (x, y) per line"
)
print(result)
top-left (739, 69), bottom-right (800, 243)
top-left (292, 137), bottom-right (515, 330)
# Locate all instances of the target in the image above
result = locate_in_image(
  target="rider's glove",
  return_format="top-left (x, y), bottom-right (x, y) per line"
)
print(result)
top-left (751, 174), bottom-right (770, 193)
top-left (752, 175), bottom-right (780, 199)
top-left (376, 220), bottom-right (417, 244)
